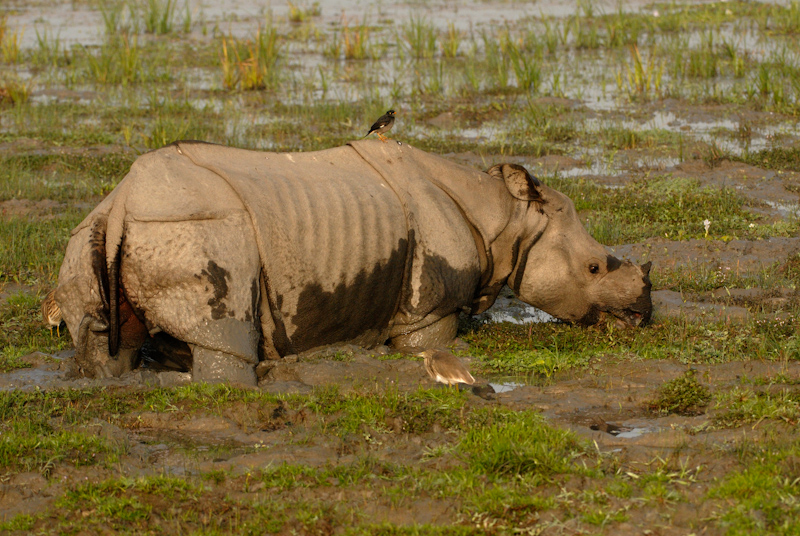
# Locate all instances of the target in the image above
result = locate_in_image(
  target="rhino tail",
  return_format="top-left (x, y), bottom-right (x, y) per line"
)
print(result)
top-left (108, 245), bottom-right (120, 357)
top-left (87, 214), bottom-right (120, 357)
top-left (103, 183), bottom-right (130, 357)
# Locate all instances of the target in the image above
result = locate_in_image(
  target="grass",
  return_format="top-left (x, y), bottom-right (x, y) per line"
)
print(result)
top-left (0, 210), bottom-right (88, 284)
top-left (714, 387), bottom-right (800, 428)
top-left (220, 21), bottom-right (282, 91)
top-left (0, 75), bottom-right (29, 107)
top-left (0, 153), bottom-right (134, 202)
top-left (616, 44), bottom-right (664, 100)
top-left (0, 381), bottom-right (799, 533)
top-left (461, 311), bottom-right (800, 373)
top-left (708, 440), bottom-right (800, 533)
top-left (4, 2), bottom-right (800, 533)
top-left (82, 34), bottom-right (145, 86)
top-left (342, 17), bottom-right (372, 60)
top-left (401, 16), bottom-right (437, 59)
top-left (288, 2), bottom-right (322, 24)
top-left (459, 410), bottom-right (586, 476)
top-left (541, 174), bottom-right (798, 245)
top-left (0, 384), bottom-right (595, 532)
top-left (0, 290), bottom-right (71, 371)
top-left (739, 147), bottom-right (800, 172)
top-left (142, 0), bottom-right (178, 35)
top-left (0, 17), bottom-right (21, 63)
top-left (647, 369), bottom-right (712, 415)
top-left (0, 389), bottom-right (127, 474)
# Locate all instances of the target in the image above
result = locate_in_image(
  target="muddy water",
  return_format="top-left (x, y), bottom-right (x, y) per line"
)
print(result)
top-left (6, 0), bottom-right (664, 49)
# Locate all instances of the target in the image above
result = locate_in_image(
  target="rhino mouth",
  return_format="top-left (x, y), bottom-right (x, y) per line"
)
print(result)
top-left (605, 305), bottom-right (651, 328)
top-left (605, 284), bottom-right (653, 327)
top-left (620, 308), bottom-right (649, 327)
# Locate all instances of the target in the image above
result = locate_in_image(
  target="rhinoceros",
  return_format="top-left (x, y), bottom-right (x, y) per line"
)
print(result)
top-left (53, 140), bottom-right (651, 385)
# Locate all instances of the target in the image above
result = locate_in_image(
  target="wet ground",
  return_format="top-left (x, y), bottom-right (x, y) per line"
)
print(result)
top-left (4, 0), bottom-right (800, 533)
top-left (2, 343), bottom-right (799, 534)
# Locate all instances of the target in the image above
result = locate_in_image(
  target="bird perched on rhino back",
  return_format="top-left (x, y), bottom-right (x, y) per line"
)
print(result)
top-left (365, 109), bottom-right (395, 142)
top-left (41, 289), bottom-right (63, 336)
top-left (417, 349), bottom-right (475, 386)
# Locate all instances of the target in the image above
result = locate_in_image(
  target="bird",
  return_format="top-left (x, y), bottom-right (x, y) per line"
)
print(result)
top-left (41, 289), bottom-right (64, 337)
top-left (364, 109), bottom-right (395, 142)
top-left (416, 349), bottom-right (475, 386)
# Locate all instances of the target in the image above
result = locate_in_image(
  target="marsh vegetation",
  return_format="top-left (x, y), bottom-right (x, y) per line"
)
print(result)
top-left (2, 0), bottom-right (800, 533)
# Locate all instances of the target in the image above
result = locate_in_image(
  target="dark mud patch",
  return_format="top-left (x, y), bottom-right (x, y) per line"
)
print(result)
top-left (0, 140), bottom-right (134, 158)
top-left (652, 286), bottom-right (798, 323)
top-left (0, 199), bottom-right (65, 219)
top-left (0, 282), bottom-right (37, 304)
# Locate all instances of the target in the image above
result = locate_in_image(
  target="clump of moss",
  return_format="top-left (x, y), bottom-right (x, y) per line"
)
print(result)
top-left (647, 369), bottom-right (711, 416)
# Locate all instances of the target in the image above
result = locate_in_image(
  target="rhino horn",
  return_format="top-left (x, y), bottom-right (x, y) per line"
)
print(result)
top-left (641, 261), bottom-right (652, 277)
top-left (487, 163), bottom-right (542, 201)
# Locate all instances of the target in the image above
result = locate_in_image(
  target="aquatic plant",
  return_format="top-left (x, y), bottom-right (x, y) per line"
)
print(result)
top-left (287, 2), bottom-right (321, 24)
top-left (220, 21), bottom-right (282, 90)
top-left (342, 17), bottom-right (371, 60)
top-left (402, 15), bottom-right (437, 59)
top-left (441, 22), bottom-right (461, 58)
top-left (616, 44), bottom-right (663, 100)
top-left (0, 18), bottom-right (21, 64)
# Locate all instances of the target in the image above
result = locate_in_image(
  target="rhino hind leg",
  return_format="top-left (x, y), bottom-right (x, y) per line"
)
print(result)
top-left (191, 345), bottom-right (257, 386)
top-left (390, 313), bottom-right (459, 351)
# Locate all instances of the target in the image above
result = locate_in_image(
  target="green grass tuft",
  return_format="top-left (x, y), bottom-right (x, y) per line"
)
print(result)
top-left (647, 369), bottom-right (712, 415)
top-left (459, 410), bottom-right (585, 477)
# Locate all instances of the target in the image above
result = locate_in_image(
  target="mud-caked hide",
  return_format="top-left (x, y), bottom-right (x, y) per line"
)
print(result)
top-left (56, 141), bottom-right (652, 383)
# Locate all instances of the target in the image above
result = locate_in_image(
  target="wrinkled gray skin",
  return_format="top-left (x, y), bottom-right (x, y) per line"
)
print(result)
top-left (54, 141), bottom-right (651, 386)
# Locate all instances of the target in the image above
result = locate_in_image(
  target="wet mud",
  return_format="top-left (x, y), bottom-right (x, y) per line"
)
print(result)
top-left (3, 344), bottom-right (798, 533)
top-left (4, 0), bottom-right (800, 532)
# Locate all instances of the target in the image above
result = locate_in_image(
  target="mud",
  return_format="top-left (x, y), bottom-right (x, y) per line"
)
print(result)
top-left (5, 0), bottom-right (800, 531)
top-left (0, 199), bottom-right (63, 218)
top-left (4, 128), bottom-right (800, 534)
top-left (2, 345), bottom-right (798, 533)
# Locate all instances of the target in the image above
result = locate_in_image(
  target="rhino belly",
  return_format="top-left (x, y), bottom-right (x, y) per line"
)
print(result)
top-left (260, 172), bottom-right (410, 353)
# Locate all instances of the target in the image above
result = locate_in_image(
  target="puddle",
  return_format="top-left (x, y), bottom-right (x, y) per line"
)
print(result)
top-left (765, 200), bottom-right (800, 218)
top-left (488, 381), bottom-right (523, 393)
top-left (477, 287), bottom-right (557, 325)
top-left (614, 426), bottom-right (653, 439)
top-left (0, 364), bottom-right (64, 391)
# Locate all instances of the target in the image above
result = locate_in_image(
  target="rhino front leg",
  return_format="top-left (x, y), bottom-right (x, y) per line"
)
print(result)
top-left (191, 345), bottom-right (257, 386)
top-left (390, 313), bottom-right (458, 350)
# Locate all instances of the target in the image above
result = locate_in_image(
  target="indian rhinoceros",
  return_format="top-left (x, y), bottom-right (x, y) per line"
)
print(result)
top-left (53, 140), bottom-right (651, 385)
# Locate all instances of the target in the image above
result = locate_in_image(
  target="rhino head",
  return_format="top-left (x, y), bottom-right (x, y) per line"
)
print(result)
top-left (488, 164), bottom-right (652, 327)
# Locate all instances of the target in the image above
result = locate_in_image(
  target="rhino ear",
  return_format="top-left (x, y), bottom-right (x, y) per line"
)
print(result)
top-left (487, 163), bottom-right (542, 201)
top-left (641, 261), bottom-right (652, 276)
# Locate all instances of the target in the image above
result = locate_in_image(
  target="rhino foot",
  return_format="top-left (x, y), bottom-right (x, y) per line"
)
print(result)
top-left (191, 346), bottom-right (257, 386)
top-left (391, 314), bottom-right (459, 351)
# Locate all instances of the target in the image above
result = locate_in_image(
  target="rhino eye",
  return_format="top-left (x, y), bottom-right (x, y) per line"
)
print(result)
top-left (589, 263), bottom-right (600, 274)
